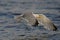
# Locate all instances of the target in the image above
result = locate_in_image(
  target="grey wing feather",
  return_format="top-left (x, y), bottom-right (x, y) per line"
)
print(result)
top-left (14, 15), bottom-right (24, 23)
top-left (22, 13), bottom-right (39, 26)
top-left (14, 13), bottom-right (39, 26)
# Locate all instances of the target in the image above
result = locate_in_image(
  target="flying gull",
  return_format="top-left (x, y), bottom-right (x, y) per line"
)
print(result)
top-left (14, 12), bottom-right (57, 31)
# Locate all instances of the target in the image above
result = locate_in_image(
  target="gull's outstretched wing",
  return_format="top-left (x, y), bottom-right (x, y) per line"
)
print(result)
top-left (33, 14), bottom-right (57, 31)
top-left (22, 13), bottom-right (39, 26)
top-left (14, 13), bottom-right (39, 26)
top-left (14, 15), bottom-right (24, 23)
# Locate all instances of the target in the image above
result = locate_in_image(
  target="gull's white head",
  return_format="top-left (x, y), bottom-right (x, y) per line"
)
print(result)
top-left (32, 12), bottom-right (39, 18)
top-left (32, 13), bottom-right (44, 19)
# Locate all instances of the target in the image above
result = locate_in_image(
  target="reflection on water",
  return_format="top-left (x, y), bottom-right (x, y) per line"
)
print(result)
top-left (0, 0), bottom-right (60, 40)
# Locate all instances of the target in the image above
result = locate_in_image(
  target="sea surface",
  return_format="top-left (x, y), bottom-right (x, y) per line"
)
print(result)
top-left (0, 0), bottom-right (60, 40)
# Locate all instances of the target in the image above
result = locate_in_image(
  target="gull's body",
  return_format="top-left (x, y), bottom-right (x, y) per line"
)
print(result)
top-left (14, 12), bottom-right (57, 31)
top-left (33, 14), bottom-right (57, 31)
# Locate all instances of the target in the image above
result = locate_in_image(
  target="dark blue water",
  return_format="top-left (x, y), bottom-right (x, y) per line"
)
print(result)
top-left (0, 0), bottom-right (60, 40)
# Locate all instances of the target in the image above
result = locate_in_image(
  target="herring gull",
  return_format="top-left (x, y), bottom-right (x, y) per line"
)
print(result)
top-left (14, 12), bottom-right (57, 31)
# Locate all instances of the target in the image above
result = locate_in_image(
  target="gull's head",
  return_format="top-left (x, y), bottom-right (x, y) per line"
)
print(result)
top-left (33, 14), bottom-right (44, 18)
top-left (33, 14), bottom-right (39, 18)
top-left (32, 12), bottom-right (40, 18)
